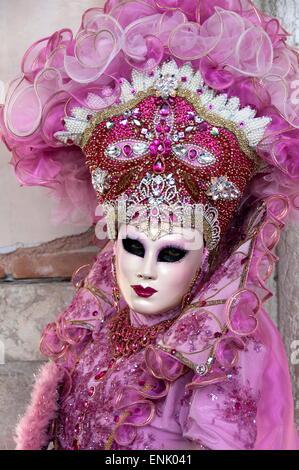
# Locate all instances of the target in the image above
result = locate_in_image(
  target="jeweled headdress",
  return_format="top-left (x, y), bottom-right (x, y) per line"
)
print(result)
top-left (1, 1), bottom-right (299, 252)
top-left (54, 60), bottom-right (270, 249)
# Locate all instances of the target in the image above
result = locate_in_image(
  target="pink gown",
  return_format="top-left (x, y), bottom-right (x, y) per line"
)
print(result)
top-left (14, 200), bottom-right (299, 450)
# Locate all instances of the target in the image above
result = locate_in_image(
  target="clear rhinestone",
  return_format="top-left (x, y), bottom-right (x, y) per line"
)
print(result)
top-left (120, 119), bottom-right (128, 126)
top-left (195, 115), bottom-right (203, 123)
top-left (172, 144), bottom-right (188, 158)
top-left (210, 127), bottom-right (219, 136)
top-left (133, 119), bottom-right (141, 127)
top-left (207, 356), bottom-right (214, 365)
top-left (195, 364), bottom-right (208, 375)
top-left (208, 393), bottom-right (218, 401)
top-left (153, 175), bottom-right (164, 184)
top-left (106, 144), bottom-right (121, 158)
top-left (106, 121), bottom-right (115, 130)
top-left (166, 173), bottom-right (175, 184)
top-left (123, 110), bottom-right (131, 118)
top-left (92, 168), bottom-right (106, 192)
top-left (171, 134), bottom-right (179, 142)
top-left (207, 176), bottom-right (240, 201)
top-left (153, 73), bottom-right (178, 99)
top-left (185, 126), bottom-right (194, 132)
top-left (178, 131), bottom-right (185, 138)
top-left (132, 142), bottom-right (149, 156)
top-left (145, 131), bottom-right (153, 139)
top-left (141, 128), bottom-right (148, 135)
top-left (153, 188), bottom-right (162, 196)
top-left (197, 151), bottom-right (216, 164)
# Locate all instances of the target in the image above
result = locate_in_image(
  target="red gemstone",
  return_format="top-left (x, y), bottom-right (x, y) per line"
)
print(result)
top-left (72, 439), bottom-right (79, 450)
top-left (198, 122), bottom-right (208, 132)
top-left (164, 125), bottom-right (170, 132)
top-left (108, 360), bottom-right (115, 368)
top-left (164, 139), bottom-right (171, 145)
top-left (74, 423), bottom-right (81, 434)
top-left (214, 332), bottom-right (222, 338)
top-left (138, 379), bottom-right (145, 386)
top-left (159, 133), bottom-right (165, 140)
top-left (153, 139), bottom-right (160, 146)
top-left (171, 349), bottom-right (177, 355)
top-left (235, 402), bottom-right (241, 410)
top-left (123, 144), bottom-right (132, 155)
top-left (199, 300), bottom-right (207, 307)
top-left (95, 370), bottom-right (107, 380)
top-left (67, 138), bottom-right (74, 144)
top-left (181, 76), bottom-right (187, 82)
top-left (88, 386), bottom-right (95, 396)
top-left (241, 256), bottom-right (248, 264)
top-left (189, 149), bottom-right (197, 160)
top-left (156, 125), bottom-right (162, 132)
top-left (92, 310), bottom-right (98, 316)
top-left (86, 114), bottom-right (93, 121)
top-left (114, 415), bottom-right (120, 423)
top-left (153, 159), bottom-right (165, 173)
top-left (159, 107), bottom-right (170, 116)
top-left (150, 144), bottom-right (158, 156)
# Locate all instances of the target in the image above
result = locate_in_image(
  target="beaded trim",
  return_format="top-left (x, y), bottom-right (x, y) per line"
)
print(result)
top-left (107, 306), bottom-right (177, 359)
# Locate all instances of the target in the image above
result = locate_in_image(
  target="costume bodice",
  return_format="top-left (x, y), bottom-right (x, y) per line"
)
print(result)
top-left (55, 319), bottom-right (200, 450)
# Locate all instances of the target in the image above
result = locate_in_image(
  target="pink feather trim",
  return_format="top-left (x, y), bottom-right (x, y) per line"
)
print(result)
top-left (14, 360), bottom-right (64, 450)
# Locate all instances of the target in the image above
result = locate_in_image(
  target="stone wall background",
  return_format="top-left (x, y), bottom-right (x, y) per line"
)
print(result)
top-left (0, 0), bottom-right (299, 450)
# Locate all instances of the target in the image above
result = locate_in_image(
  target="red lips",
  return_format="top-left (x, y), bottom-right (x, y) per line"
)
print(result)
top-left (131, 285), bottom-right (158, 297)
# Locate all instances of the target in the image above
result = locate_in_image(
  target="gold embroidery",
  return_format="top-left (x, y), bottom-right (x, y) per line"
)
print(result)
top-left (105, 411), bottom-right (130, 450)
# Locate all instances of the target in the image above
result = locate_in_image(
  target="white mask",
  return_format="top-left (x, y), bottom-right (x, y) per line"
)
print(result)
top-left (114, 223), bottom-right (205, 316)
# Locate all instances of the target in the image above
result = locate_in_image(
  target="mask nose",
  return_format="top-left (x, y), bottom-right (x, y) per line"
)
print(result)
top-left (137, 273), bottom-right (153, 280)
top-left (136, 252), bottom-right (157, 281)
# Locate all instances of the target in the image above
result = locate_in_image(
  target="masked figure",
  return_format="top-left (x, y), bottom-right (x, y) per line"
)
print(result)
top-left (1, 0), bottom-right (299, 450)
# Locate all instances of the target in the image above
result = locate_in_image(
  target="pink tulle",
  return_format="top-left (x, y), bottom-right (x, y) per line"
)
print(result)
top-left (1, 0), bottom-right (299, 225)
